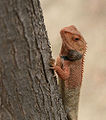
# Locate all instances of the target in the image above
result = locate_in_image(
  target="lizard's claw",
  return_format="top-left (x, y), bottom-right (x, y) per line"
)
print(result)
top-left (49, 58), bottom-right (55, 67)
top-left (49, 58), bottom-right (55, 70)
top-left (49, 66), bottom-right (55, 70)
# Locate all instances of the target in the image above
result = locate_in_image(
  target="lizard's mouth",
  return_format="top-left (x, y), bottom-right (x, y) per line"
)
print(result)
top-left (67, 49), bottom-right (83, 61)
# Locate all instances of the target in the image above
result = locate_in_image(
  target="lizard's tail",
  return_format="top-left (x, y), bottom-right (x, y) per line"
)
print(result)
top-left (63, 87), bottom-right (80, 120)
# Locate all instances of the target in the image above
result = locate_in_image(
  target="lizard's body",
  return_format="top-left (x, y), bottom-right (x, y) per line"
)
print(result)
top-left (50, 25), bottom-right (86, 120)
top-left (57, 58), bottom-right (83, 120)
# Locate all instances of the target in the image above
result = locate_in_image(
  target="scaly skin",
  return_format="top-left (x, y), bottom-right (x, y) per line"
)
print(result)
top-left (50, 25), bottom-right (87, 120)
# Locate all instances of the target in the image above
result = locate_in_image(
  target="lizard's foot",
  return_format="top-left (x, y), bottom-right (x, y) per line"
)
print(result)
top-left (49, 58), bottom-right (55, 70)
top-left (49, 66), bottom-right (55, 69)
top-left (49, 58), bottom-right (55, 66)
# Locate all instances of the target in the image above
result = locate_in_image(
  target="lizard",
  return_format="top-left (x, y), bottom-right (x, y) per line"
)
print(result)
top-left (50, 25), bottom-right (87, 120)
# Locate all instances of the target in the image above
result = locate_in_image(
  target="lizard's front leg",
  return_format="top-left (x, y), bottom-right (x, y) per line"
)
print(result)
top-left (50, 58), bottom-right (70, 80)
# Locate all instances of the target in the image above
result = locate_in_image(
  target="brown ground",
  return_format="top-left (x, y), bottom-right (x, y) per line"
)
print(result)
top-left (41, 0), bottom-right (106, 120)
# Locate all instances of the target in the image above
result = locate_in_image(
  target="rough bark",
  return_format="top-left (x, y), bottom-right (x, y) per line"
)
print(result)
top-left (0, 0), bottom-right (68, 120)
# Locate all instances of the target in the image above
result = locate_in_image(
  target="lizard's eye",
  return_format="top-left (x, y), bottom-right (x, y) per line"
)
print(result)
top-left (74, 37), bottom-right (80, 41)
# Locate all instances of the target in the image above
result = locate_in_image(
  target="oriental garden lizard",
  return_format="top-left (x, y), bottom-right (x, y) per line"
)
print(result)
top-left (50, 25), bottom-right (87, 120)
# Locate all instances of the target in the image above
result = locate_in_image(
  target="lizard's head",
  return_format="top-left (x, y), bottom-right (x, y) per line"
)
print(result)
top-left (60, 25), bottom-right (86, 61)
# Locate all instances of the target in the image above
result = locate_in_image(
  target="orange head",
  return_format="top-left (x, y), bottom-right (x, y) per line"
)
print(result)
top-left (60, 25), bottom-right (86, 61)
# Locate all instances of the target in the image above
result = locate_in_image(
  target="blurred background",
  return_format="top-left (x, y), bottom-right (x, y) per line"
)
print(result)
top-left (41, 0), bottom-right (106, 120)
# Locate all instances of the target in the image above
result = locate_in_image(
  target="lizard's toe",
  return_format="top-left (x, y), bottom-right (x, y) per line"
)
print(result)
top-left (49, 58), bottom-right (55, 67)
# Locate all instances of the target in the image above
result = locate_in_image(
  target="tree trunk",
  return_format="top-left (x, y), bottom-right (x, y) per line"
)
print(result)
top-left (0, 0), bottom-right (68, 120)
